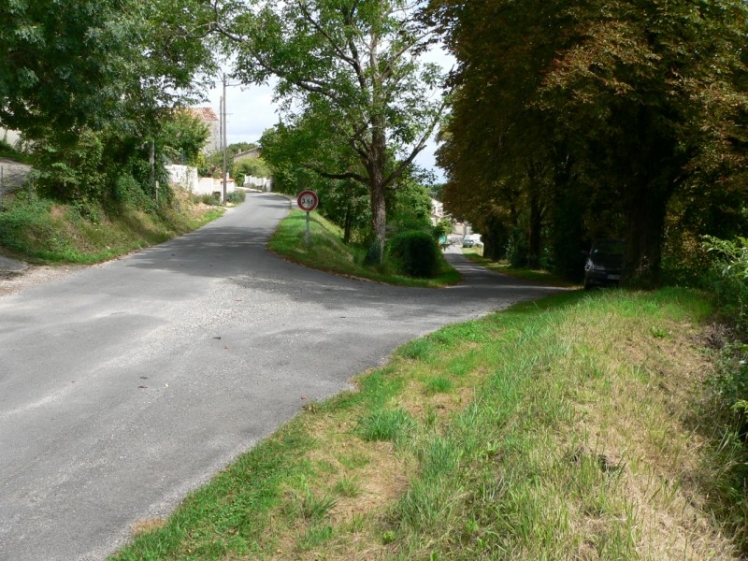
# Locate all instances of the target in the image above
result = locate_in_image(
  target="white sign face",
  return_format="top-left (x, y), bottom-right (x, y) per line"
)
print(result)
top-left (297, 190), bottom-right (319, 212)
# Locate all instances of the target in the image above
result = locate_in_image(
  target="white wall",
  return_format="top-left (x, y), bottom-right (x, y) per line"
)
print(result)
top-left (195, 177), bottom-right (236, 196)
top-left (243, 176), bottom-right (273, 192)
top-left (165, 165), bottom-right (198, 192)
top-left (166, 165), bottom-right (236, 196)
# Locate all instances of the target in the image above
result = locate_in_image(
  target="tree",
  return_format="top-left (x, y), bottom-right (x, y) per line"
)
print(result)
top-left (160, 110), bottom-right (210, 166)
top-left (261, 118), bottom-right (371, 244)
top-left (431, 0), bottom-right (748, 282)
top-left (1, 0), bottom-right (217, 203)
top-left (1, 0), bottom-right (215, 140)
top-left (217, 0), bottom-right (446, 261)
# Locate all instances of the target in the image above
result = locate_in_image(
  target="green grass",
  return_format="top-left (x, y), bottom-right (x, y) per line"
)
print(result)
top-left (461, 247), bottom-right (579, 287)
top-left (111, 287), bottom-right (747, 560)
top-left (268, 210), bottom-right (462, 287)
top-left (0, 190), bottom-right (223, 264)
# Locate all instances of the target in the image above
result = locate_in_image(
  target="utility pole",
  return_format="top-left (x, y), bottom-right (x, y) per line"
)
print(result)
top-left (222, 73), bottom-right (228, 204)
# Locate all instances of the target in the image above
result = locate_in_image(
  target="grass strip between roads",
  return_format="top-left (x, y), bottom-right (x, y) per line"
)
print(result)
top-left (268, 210), bottom-right (461, 288)
top-left (112, 287), bottom-right (744, 560)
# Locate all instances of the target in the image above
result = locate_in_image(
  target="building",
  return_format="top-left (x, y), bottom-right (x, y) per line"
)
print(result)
top-left (187, 107), bottom-right (220, 154)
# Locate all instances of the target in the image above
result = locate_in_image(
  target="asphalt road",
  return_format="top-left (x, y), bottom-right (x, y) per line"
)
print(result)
top-left (0, 193), bottom-right (561, 561)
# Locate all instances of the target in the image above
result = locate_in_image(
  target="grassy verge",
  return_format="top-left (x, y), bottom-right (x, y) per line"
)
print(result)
top-left (462, 247), bottom-right (579, 287)
top-left (268, 210), bottom-right (461, 287)
top-left (112, 288), bottom-right (748, 560)
top-left (0, 189), bottom-right (223, 264)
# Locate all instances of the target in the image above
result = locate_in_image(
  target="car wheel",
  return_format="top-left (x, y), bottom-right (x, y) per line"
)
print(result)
top-left (583, 276), bottom-right (593, 290)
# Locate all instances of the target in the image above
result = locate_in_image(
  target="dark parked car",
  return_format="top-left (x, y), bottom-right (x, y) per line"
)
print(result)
top-left (584, 239), bottom-right (624, 289)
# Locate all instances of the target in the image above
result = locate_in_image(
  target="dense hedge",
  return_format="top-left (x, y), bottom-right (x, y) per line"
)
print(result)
top-left (388, 230), bottom-right (441, 278)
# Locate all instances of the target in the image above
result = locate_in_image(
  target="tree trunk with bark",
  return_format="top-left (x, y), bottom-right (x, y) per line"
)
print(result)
top-left (623, 184), bottom-right (670, 285)
top-left (368, 119), bottom-right (389, 262)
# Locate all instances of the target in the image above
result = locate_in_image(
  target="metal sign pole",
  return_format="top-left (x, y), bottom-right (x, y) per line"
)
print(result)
top-left (297, 190), bottom-right (319, 246)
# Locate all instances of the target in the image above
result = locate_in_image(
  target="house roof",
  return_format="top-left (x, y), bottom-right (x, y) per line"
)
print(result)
top-left (188, 107), bottom-right (219, 122)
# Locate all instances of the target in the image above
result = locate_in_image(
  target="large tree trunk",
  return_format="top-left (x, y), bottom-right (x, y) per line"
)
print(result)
top-left (343, 196), bottom-right (353, 244)
top-left (368, 122), bottom-right (388, 263)
top-left (481, 211), bottom-right (508, 261)
top-left (527, 193), bottom-right (543, 269)
top-left (370, 179), bottom-right (387, 260)
top-left (619, 107), bottom-right (680, 286)
top-left (623, 184), bottom-right (669, 285)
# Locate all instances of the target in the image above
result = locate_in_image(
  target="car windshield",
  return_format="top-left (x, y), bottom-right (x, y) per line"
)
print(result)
top-left (592, 240), bottom-right (624, 257)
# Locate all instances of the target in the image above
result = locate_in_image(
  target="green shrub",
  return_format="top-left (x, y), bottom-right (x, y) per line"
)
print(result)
top-left (200, 192), bottom-right (221, 206)
top-left (703, 235), bottom-right (748, 337)
top-left (0, 195), bottom-right (64, 254)
top-left (235, 157), bottom-right (272, 179)
top-left (33, 129), bottom-right (106, 203)
top-left (226, 190), bottom-right (246, 204)
top-left (388, 230), bottom-right (441, 278)
top-left (112, 173), bottom-right (155, 211)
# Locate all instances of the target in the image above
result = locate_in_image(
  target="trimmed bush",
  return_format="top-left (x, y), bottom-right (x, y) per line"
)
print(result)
top-left (388, 230), bottom-right (441, 278)
top-left (226, 190), bottom-right (246, 204)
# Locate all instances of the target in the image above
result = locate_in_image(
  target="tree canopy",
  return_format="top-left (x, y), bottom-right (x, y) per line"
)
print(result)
top-left (218, 0), bottom-right (447, 259)
top-left (0, 0), bottom-right (217, 204)
top-left (431, 0), bottom-right (748, 282)
top-left (0, 0), bottom-right (216, 142)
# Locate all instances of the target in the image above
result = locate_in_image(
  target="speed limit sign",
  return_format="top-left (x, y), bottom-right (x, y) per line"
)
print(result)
top-left (297, 190), bottom-right (319, 212)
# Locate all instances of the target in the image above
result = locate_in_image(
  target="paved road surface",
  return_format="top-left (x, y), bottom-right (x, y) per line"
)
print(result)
top-left (0, 193), bottom-right (561, 561)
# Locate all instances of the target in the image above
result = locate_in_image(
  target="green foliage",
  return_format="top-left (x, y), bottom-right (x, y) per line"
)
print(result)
top-left (709, 344), bottom-right (748, 417)
top-left (0, 194), bottom-right (60, 255)
top-left (234, 157), bottom-right (273, 185)
top-left (225, 0), bottom-right (446, 258)
top-left (0, 0), bottom-right (216, 210)
top-left (0, 0), bottom-right (215, 141)
top-left (160, 111), bottom-right (209, 166)
top-left (703, 236), bottom-right (748, 336)
top-left (0, 186), bottom-right (219, 262)
top-left (33, 130), bottom-right (106, 204)
top-left (388, 230), bottom-right (442, 278)
top-left (226, 190), bottom-right (246, 204)
top-left (0, 138), bottom-right (33, 164)
top-left (387, 170), bottom-right (434, 232)
top-left (432, 218), bottom-right (453, 242)
top-left (269, 210), bottom-right (460, 287)
top-left (112, 173), bottom-right (154, 210)
top-left (260, 120), bottom-right (372, 244)
top-left (198, 193), bottom-right (221, 206)
top-left (199, 144), bottom-right (261, 179)
top-left (434, 0), bottom-right (748, 284)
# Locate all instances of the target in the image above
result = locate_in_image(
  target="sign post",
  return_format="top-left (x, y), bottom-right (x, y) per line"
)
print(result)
top-left (297, 190), bottom-right (319, 245)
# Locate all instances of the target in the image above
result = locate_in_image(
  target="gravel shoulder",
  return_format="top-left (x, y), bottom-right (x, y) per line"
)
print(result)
top-left (0, 263), bottom-right (84, 297)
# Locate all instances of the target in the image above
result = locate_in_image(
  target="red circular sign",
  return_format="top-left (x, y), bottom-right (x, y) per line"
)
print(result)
top-left (297, 190), bottom-right (319, 212)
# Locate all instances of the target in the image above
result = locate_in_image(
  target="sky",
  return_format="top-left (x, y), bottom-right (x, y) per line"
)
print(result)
top-left (204, 49), bottom-right (454, 184)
